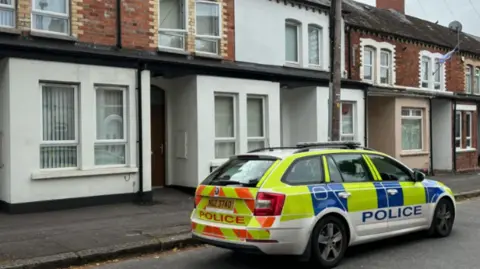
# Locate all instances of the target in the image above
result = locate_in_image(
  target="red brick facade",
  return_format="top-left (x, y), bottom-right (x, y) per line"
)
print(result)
top-left (454, 103), bottom-right (479, 172)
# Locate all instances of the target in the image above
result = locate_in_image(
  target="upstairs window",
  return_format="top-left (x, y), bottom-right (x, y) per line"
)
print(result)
top-left (475, 68), bottom-right (480, 94)
top-left (32, 0), bottom-right (69, 35)
top-left (421, 56), bottom-right (430, 88)
top-left (466, 65), bottom-right (473, 94)
top-left (362, 46), bottom-right (375, 81)
top-left (308, 24), bottom-right (322, 67)
top-left (0, 0), bottom-right (14, 27)
top-left (380, 49), bottom-right (391, 84)
top-left (285, 20), bottom-right (300, 64)
top-left (195, 0), bottom-right (221, 54)
top-left (434, 58), bottom-right (441, 90)
top-left (159, 0), bottom-right (186, 50)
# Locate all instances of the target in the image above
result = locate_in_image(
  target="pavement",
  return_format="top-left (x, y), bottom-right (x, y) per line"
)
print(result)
top-left (0, 173), bottom-right (480, 269)
top-left (75, 197), bottom-right (480, 269)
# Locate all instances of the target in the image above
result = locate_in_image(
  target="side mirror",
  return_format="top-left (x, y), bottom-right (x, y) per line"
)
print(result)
top-left (413, 170), bottom-right (425, 182)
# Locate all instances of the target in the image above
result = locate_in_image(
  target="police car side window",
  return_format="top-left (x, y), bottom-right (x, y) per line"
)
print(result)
top-left (330, 154), bottom-right (373, 182)
top-left (368, 155), bottom-right (413, 181)
top-left (326, 156), bottom-right (343, 183)
top-left (283, 157), bottom-right (324, 185)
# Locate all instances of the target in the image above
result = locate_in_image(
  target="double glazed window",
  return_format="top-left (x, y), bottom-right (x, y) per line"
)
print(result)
top-left (32, 0), bottom-right (69, 34)
top-left (362, 45), bottom-right (392, 84)
top-left (455, 111), bottom-right (473, 150)
top-left (340, 102), bottom-right (355, 141)
top-left (195, 0), bottom-right (221, 54)
top-left (0, 0), bottom-right (14, 27)
top-left (401, 108), bottom-right (423, 151)
top-left (159, 0), bottom-right (187, 50)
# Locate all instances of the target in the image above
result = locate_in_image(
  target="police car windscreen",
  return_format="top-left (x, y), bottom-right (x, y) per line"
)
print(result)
top-left (203, 158), bottom-right (275, 187)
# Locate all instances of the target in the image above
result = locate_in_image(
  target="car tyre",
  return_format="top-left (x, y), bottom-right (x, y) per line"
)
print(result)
top-left (427, 197), bottom-right (455, 238)
top-left (310, 215), bottom-right (348, 268)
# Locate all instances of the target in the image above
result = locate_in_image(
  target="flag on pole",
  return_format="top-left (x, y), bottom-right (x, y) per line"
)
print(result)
top-left (438, 46), bottom-right (458, 64)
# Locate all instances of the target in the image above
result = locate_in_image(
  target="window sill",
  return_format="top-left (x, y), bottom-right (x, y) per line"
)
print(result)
top-left (283, 62), bottom-right (302, 69)
top-left (456, 148), bottom-right (476, 153)
top-left (29, 30), bottom-right (77, 42)
top-left (31, 167), bottom-right (138, 180)
top-left (400, 150), bottom-right (429, 157)
top-left (193, 51), bottom-right (223, 60)
top-left (157, 47), bottom-right (190, 55)
top-left (0, 27), bottom-right (21, 35)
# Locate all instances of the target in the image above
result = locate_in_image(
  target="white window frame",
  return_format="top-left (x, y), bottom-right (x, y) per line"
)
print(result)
top-left (455, 111), bottom-right (462, 150)
top-left (362, 46), bottom-right (375, 82)
top-left (31, 0), bottom-right (70, 35)
top-left (401, 108), bottom-right (423, 151)
top-left (340, 102), bottom-right (355, 141)
top-left (194, 0), bottom-right (221, 55)
top-left (158, 0), bottom-right (187, 51)
top-left (433, 58), bottom-right (442, 90)
top-left (39, 83), bottom-right (79, 170)
top-left (307, 24), bottom-right (322, 68)
top-left (475, 67), bottom-right (480, 95)
top-left (285, 19), bottom-right (301, 65)
top-left (360, 39), bottom-right (396, 85)
top-left (0, 0), bottom-right (15, 28)
top-left (214, 93), bottom-right (237, 159)
top-left (93, 85), bottom-right (128, 167)
top-left (379, 49), bottom-right (391, 85)
top-left (466, 65), bottom-right (472, 94)
top-left (421, 56), bottom-right (430, 88)
top-left (466, 111), bottom-right (473, 148)
top-left (247, 95), bottom-right (268, 150)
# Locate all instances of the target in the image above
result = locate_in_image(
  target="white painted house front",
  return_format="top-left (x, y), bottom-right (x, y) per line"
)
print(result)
top-left (0, 58), bottom-right (152, 209)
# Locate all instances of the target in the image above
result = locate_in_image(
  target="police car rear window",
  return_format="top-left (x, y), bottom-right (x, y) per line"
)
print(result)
top-left (203, 158), bottom-right (276, 187)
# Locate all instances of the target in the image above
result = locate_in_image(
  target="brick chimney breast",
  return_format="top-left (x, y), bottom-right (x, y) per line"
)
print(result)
top-left (376, 0), bottom-right (405, 14)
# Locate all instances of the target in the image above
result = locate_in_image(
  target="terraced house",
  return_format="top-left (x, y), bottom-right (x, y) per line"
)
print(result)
top-left (343, 0), bottom-right (480, 174)
top-left (0, 0), bottom-right (368, 213)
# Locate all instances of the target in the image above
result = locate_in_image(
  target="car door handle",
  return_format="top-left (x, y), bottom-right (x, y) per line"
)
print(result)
top-left (387, 189), bottom-right (398, 195)
top-left (338, 192), bottom-right (351, 199)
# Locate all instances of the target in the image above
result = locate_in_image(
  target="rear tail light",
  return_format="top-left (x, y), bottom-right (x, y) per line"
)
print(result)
top-left (254, 192), bottom-right (285, 216)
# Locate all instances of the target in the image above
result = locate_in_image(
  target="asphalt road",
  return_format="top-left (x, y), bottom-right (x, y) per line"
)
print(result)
top-left (89, 198), bottom-right (480, 269)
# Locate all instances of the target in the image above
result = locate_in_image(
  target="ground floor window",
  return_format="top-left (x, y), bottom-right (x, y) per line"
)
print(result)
top-left (340, 102), bottom-right (355, 141)
top-left (214, 94), bottom-right (237, 158)
top-left (456, 110), bottom-right (475, 150)
top-left (247, 95), bottom-right (267, 151)
top-left (40, 83), bottom-right (79, 169)
top-left (401, 107), bottom-right (423, 151)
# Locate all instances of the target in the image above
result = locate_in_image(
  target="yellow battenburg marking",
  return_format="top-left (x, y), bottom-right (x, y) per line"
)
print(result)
top-left (247, 229), bottom-right (270, 240)
top-left (220, 228), bottom-right (238, 240)
top-left (322, 156), bottom-right (331, 183)
top-left (343, 182), bottom-right (378, 212)
top-left (400, 182), bottom-right (427, 205)
top-left (261, 158), bottom-right (294, 189)
top-left (248, 217), bottom-right (262, 228)
top-left (272, 186), bottom-right (315, 222)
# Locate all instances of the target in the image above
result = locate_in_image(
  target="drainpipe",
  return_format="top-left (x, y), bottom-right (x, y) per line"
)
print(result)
top-left (364, 85), bottom-right (368, 146)
top-left (347, 26), bottom-right (352, 79)
top-left (136, 62), bottom-right (145, 202)
top-left (429, 98), bottom-right (434, 176)
top-left (116, 0), bottom-right (122, 49)
top-left (452, 99), bottom-right (457, 173)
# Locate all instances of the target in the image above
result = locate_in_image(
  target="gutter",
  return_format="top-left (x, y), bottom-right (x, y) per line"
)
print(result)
top-left (116, 0), bottom-right (122, 49)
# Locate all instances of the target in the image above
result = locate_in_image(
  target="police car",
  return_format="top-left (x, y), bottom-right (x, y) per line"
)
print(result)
top-left (190, 142), bottom-right (456, 268)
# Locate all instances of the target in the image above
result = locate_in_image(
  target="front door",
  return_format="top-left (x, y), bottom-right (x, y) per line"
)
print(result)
top-left (365, 154), bottom-right (429, 232)
top-left (151, 90), bottom-right (166, 187)
top-left (326, 153), bottom-right (388, 236)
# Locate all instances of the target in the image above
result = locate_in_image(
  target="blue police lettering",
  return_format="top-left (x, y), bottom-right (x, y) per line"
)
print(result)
top-left (362, 206), bottom-right (422, 222)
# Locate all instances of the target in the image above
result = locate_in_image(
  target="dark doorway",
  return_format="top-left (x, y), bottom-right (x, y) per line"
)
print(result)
top-left (151, 86), bottom-right (166, 187)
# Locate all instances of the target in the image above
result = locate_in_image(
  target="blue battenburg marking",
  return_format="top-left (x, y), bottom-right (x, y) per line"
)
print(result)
top-left (381, 181), bottom-right (404, 207)
top-left (373, 182), bottom-right (388, 208)
top-left (422, 180), bottom-right (445, 203)
top-left (308, 184), bottom-right (346, 216)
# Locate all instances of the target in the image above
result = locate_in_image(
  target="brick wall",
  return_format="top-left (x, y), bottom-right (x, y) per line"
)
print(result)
top-left (14, 0), bottom-right (234, 58)
top-left (347, 30), bottom-right (464, 91)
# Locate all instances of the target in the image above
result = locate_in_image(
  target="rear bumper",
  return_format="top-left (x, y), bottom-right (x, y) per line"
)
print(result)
top-left (192, 234), bottom-right (265, 254)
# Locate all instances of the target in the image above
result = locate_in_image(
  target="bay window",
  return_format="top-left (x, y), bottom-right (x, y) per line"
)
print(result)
top-left (455, 111), bottom-right (462, 149)
top-left (40, 84), bottom-right (78, 169)
top-left (363, 46), bottom-right (374, 81)
top-left (94, 86), bottom-right (127, 166)
top-left (159, 0), bottom-right (186, 50)
top-left (285, 19), bottom-right (300, 64)
top-left (0, 0), bottom-right (14, 27)
top-left (340, 102), bottom-right (355, 141)
top-left (308, 24), bottom-right (322, 66)
top-left (401, 108), bottom-right (423, 151)
top-left (195, 0), bottom-right (221, 54)
top-left (214, 94), bottom-right (237, 158)
top-left (247, 96), bottom-right (267, 151)
top-left (380, 49), bottom-right (391, 84)
top-left (466, 112), bottom-right (472, 148)
top-left (32, 0), bottom-right (69, 35)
